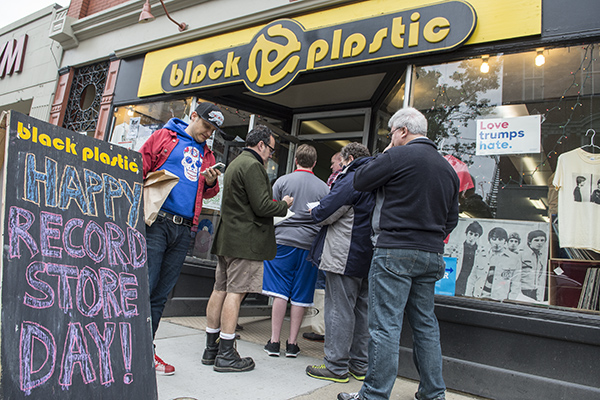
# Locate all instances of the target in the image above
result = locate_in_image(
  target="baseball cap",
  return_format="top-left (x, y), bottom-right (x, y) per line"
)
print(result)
top-left (195, 102), bottom-right (225, 134)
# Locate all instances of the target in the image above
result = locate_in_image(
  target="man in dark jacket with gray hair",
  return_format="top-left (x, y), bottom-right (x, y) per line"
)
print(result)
top-left (338, 107), bottom-right (459, 400)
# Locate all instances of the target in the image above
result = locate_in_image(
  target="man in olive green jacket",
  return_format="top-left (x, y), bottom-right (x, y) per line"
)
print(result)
top-left (203, 125), bottom-right (293, 372)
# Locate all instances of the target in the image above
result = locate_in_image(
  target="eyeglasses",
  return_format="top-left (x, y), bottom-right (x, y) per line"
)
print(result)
top-left (387, 127), bottom-right (402, 139)
top-left (264, 141), bottom-right (276, 155)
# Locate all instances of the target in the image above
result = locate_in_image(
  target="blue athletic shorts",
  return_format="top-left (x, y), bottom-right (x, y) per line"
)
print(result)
top-left (263, 244), bottom-right (318, 306)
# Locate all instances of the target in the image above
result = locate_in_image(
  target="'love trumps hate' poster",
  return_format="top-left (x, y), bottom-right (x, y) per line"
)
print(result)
top-left (476, 115), bottom-right (541, 156)
top-left (0, 112), bottom-right (157, 400)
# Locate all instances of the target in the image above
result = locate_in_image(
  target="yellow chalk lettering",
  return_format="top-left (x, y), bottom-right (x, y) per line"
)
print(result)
top-left (100, 152), bottom-right (110, 164)
top-left (82, 147), bottom-right (93, 161)
top-left (39, 133), bottom-right (51, 147)
top-left (17, 122), bottom-right (30, 140)
top-left (66, 137), bottom-right (76, 155)
top-left (53, 138), bottom-right (64, 150)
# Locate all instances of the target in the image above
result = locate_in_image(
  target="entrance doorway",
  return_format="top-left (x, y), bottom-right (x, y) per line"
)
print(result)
top-left (289, 108), bottom-right (371, 180)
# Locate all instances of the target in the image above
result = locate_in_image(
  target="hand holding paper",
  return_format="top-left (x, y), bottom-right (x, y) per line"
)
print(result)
top-left (282, 195), bottom-right (294, 207)
top-left (306, 201), bottom-right (320, 210)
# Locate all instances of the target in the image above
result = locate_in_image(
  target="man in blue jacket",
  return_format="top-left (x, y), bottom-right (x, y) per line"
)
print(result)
top-left (338, 107), bottom-right (459, 400)
top-left (305, 143), bottom-right (375, 383)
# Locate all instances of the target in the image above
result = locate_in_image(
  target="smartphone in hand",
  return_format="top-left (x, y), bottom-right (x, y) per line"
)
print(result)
top-left (202, 162), bottom-right (226, 176)
top-left (212, 162), bottom-right (226, 171)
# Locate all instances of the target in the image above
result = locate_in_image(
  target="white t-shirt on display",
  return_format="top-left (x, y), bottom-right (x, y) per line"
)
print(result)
top-left (553, 148), bottom-right (600, 252)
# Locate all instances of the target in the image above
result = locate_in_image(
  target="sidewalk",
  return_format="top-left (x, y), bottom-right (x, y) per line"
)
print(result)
top-left (154, 316), bottom-right (487, 400)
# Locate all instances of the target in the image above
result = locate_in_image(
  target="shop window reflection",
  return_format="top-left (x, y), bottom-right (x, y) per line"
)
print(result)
top-left (414, 44), bottom-right (600, 313)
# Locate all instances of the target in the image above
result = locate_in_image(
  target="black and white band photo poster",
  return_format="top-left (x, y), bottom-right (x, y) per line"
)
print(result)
top-left (444, 218), bottom-right (550, 304)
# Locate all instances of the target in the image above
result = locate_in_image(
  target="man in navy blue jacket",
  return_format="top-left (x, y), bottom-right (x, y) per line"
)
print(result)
top-left (338, 107), bottom-right (459, 400)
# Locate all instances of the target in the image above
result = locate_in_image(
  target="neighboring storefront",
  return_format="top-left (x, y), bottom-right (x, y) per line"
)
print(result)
top-left (0, 4), bottom-right (64, 120)
top-left (49, 0), bottom-right (600, 398)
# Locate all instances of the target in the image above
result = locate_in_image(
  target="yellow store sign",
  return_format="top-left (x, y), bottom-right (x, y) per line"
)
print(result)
top-left (138, 0), bottom-right (541, 97)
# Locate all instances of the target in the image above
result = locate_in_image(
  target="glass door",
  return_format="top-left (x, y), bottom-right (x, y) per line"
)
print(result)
top-left (290, 108), bottom-right (371, 181)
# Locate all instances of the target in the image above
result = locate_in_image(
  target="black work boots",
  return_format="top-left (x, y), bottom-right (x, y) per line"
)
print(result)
top-left (201, 332), bottom-right (220, 365)
top-left (212, 338), bottom-right (255, 372)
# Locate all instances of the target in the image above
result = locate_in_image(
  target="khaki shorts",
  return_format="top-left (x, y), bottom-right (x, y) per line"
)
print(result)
top-left (214, 256), bottom-right (264, 293)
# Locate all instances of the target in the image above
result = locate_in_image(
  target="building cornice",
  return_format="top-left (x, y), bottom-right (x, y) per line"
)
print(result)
top-left (52, 0), bottom-right (355, 58)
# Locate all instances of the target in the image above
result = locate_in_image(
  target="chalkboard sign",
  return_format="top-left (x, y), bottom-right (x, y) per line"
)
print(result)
top-left (0, 111), bottom-right (157, 399)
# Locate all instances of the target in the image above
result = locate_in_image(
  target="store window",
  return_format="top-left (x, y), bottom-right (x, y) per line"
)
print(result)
top-left (405, 44), bottom-right (600, 312)
top-left (374, 70), bottom-right (407, 154)
top-left (109, 99), bottom-right (285, 262)
top-left (110, 98), bottom-right (194, 152)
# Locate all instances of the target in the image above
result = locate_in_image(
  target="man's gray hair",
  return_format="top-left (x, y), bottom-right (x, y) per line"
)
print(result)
top-left (246, 124), bottom-right (274, 147)
top-left (388, 107), bottom-right (428, 135)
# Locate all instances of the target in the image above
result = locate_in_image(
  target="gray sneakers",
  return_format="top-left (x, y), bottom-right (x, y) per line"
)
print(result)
top-left (337, 393), bottom-right (361, 400)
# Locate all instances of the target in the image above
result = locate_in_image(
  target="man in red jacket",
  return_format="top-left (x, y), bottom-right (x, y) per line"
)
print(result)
top-left (140, 102), bottom-right (224, 375)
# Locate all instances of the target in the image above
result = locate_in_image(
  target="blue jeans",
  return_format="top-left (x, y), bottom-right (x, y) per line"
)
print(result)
top-left (146, 216), bottom-right (192, 338)
top-left (360, 248), bottom-right (446, 400)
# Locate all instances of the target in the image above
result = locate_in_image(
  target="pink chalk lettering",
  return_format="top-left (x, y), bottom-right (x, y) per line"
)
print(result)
top-left (119, 273), bottom-right (138, 318)
top-left (127, 227), bottom-right (147, 269)
top-left (120, 322), bottom-right (133, 384)
top-left (40, 211), bottom-right (63, 258)
top-left (46, 263), bottom-right (79, 313)
top-left (20, 321), bottom-right (56, 394)
top-left (76, 266), bottom-right (102, 317)
top-left (84, 220), bottom-right (106, 263)
top-left (59, 322), bottom-right (97, 387)
top-left (9, 206), bottom-right (39, 259)
top-left (63, 218), bottom-right (85, 258)
top-left (24, 261), bottom-right (54, 309)
top-left (99, 268), bottom-right (123, 319)
top-left (105, 222), bottom-right (130, 269)
top-left (85, 322), bottom-right (116, 386)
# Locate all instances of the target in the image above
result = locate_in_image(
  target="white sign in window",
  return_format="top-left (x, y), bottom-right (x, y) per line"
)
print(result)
top-left (476, 115), bottom-right (541, 156)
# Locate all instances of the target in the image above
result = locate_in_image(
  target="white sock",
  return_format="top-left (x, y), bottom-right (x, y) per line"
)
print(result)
top-left (206, 327), bottom-right (220, 334)
top-left (220, 332), bottom-right (236, 340)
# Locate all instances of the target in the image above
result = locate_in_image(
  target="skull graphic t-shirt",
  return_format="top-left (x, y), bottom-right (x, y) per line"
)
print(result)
top-left (160, 130), bottom-right (205, 220)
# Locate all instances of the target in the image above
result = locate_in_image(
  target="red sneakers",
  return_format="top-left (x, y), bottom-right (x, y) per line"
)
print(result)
top-left (154, 354), bottom-right (175, 375)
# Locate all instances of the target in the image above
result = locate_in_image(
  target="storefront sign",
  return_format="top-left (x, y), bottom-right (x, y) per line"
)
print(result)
top-left (0, 34), bottom-right (28, 79)
top-left (142, 1), bottom-right (476, 96)
top-left (476, 115), bottom-right (541, 156)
